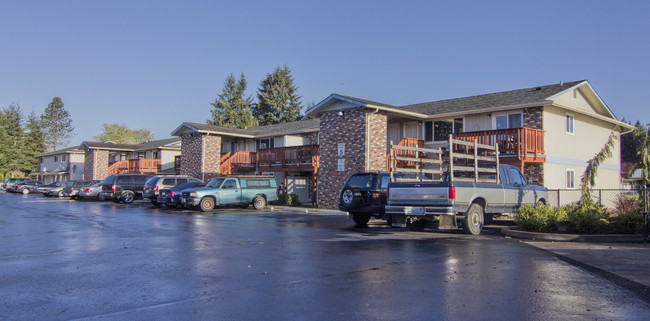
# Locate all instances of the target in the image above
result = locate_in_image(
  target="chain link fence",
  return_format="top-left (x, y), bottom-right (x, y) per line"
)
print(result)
top-left (547, 188), bottom-right (643, 210)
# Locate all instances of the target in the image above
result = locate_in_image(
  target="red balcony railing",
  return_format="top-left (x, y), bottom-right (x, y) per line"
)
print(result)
top-left (454, 127), bottom-right (545, 161)
top-left (108, 158), bottom-right (161, 175)
top-left (220, 151), bottom-right (257, 175)
top-left (257, 145), bottom-right (319, 168)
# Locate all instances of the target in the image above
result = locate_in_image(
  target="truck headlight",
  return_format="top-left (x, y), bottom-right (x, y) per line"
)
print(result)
top-left (190, 192), bottom-right (198, 197)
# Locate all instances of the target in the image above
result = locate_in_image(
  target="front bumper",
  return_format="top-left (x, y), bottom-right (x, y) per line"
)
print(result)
top-left (180, 196), bottom-right (200, 206)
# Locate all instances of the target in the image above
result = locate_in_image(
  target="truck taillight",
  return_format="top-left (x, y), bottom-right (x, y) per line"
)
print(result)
top-left (449, 187), bottom-right (456, 200)
top-left (111, 185), bottom-right (115, 192)
top-left (372, 192), bottom-right (380, 202)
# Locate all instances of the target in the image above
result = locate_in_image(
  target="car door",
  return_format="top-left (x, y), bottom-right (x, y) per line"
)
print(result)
top-left (218, 178), bottom-right (242, 204)
top-left (508, 167), bottom-right (536, 206)
top-left (501, 166), bottom-right (519, 213)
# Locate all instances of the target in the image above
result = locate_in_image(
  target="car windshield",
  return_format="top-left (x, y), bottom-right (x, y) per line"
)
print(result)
top-left (206, 178), bottom-right (225, 188)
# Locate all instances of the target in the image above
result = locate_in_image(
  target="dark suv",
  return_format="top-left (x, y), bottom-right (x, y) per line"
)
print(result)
top-left (100, 174), bottom-right (153, 204)
top-left (339, 172), bottom-right (415, 226)
top-left (143, 175), bottom-right (204, 206)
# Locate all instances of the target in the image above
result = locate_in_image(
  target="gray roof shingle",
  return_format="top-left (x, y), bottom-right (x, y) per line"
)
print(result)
top-left (400, 81), bottom-right (585, 115)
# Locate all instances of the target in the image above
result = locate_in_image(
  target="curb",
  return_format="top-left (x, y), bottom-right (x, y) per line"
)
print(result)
top-left (268, 206), bottom-right (347, 215)
top-left (501, 226), bottom-right (646, 243)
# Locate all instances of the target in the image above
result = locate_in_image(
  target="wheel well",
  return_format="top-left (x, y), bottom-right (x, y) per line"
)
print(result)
top-left (537, 198), bottom-right (547, 205)
top-left (254, 194), bottom-right (267, 200)
top-left (470, 197), bottom-right (486, 210)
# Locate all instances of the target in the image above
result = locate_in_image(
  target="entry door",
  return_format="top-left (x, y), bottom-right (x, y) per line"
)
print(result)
top-left (287, 177), bottom-right (309, 203)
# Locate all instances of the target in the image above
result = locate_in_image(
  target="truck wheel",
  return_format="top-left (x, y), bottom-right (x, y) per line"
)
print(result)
top-left (253, 196), bottom-right (266, 210)
top-left (463, 203), bottom-right (484, 235)
top-left (340, 188), bottom-right (360, 210)
top-left (121, 191), bottom-right (135, 204)
top-left (351, 212), bottom-right (371, 226)
top-left (199, 197), bottom-right (215, 212)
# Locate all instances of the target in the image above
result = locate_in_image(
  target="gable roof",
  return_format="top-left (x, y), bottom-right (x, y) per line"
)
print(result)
top-left (401, 80), bottom-right (585, 115)
top-left (81, 137), bottom-right (181, 152)
top-left (36, 146), bottom-right (84, 158)
top-left (171, 118), bottom-right (320, 138)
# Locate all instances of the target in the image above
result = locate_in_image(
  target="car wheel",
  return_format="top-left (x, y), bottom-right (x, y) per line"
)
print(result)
top-left (351, 212), bottom-right (371, 227)
top-left (253, 196), bottom-right (266, 210)
top-left (151, 200), bottom-right (162, 207)
top-left (199, 197), bottom-right (214, 212)
top-left (97, 194), bottom-right (106, 201)
top-left (21, 188), bottom-right (29, 194)
top-left (121, 192), bottom-right (135, 204)
top-left (58, 191), bottom-right (64, 197)
top-left (340, 188), bottom-right (360, 210)
top-left (463, 203), bottom-right (484, 235)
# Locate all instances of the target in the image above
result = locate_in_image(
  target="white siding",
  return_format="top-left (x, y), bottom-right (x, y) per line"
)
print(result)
top-left (464, 114), bottom-right (492, 132)
top-left (161, 150), bottom-right (181, 171)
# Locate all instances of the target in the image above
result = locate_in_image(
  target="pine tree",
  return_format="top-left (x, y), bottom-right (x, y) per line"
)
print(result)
top-left (41, 97), bottom-right (75, 151)
top-left (1, 105), bottom-right (25, 174)
top-left (0, 110), bottom-right (11, 176)
top-left (254, 66), bottom-right (303, 126)
top-left (208, 73), bottom-right (256, 129)
top-left (20, 111), bottom-right (46, 174)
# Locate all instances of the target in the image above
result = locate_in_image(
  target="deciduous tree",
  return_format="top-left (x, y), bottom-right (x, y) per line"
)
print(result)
top-left (94, 123), bottom-right (154, 144)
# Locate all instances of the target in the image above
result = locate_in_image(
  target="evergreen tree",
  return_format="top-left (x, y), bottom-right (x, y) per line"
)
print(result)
top-left (20, 111), bottom-right (45, 174)
top-left (1, 105), bottom-right (25, 174)
top-left (620, 121), bottom-right (647, 164)
top-left (253, 65), bottom-right (303, 125)
top-left (41, 97), bottom-right (75, 151)
top-left (0, 109), bottom-right (11, 176)
top-left (208, 73), bottom-right (256, 129)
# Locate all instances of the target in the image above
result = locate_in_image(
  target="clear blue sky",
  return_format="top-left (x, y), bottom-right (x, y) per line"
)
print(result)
top-left (2, 0), bottom-right (649, 147)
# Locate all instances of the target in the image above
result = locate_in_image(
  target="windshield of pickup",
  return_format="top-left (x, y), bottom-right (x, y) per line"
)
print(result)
top-left (206, 178), bottom-right (225, 188)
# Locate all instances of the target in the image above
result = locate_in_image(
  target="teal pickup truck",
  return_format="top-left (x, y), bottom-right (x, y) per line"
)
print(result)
top-left (180, 176), bottom-right (279, 212)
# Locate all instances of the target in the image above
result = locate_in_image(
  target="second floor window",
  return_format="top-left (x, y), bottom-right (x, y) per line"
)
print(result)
top-left (257, 138), bottom-right (274, 149)
top-left (424, 118), bottom-right (463, 142)
top-left (566, 113), bottom-right (575, 135)
top-left (495, 113), bottom-right (522, 129)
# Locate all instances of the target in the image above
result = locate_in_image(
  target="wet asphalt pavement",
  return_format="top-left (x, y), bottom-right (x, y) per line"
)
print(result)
top-left (1, 192), bottom-right (649, 320)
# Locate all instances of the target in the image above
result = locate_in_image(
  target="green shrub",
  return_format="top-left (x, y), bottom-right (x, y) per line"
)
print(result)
top-left (515, 204), bottom-right (567, 232)
top-left (566, 204), bottom-right (609, 233)
top-left (610, 211), bottom-right (644, 234)
top-left (275, 193), bottom-right (301, 206)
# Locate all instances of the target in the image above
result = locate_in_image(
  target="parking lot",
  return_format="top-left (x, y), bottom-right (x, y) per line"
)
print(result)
top-left (1, 191), bottom-right (649, 320)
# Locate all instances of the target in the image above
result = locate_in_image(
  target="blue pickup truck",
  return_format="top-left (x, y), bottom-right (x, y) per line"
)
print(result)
top-left (180, 176), bottom-right (279, 212)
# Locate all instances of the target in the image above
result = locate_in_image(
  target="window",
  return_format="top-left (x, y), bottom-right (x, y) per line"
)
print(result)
top-left (138, 152), bottom-right (146, 159)
top-left (54, 156), bottom-right (58, 162)
top-left (566, 113), bottom-right (575, 135)
top-left (222, 179), bottom-right (238, 189)
top-left (424, 118), bottom-right (464, 142)
top-left (162, 178), bottom-right (175, 185)
top-left (62, 155), bottom-right (67, 162)
top-left (257, 138), bottom-right (274, 149)
top-left (495, 113), bottom-right (522, 129)
top-left (566, 169), bottom-right (575, 189)
top-left (246, 179), bottom-right (271, 188)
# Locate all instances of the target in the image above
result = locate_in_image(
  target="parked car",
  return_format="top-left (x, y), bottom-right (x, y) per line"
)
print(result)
top-left (2, 177), bottom-right (30, 191)
top-left (37, 181), bottom-right (69, 197)
top-left (157, 181), bottom-right (205, 208)
top-left (181, 176), bottom-right (278, 212)
top-left (8, 180), bottom-right (43, 194)
top-left (78, 182), bottom-right (105, 200)
top-left (63, 180), bottom-right (99, 199)
top-left (99, 174), bottom-right (153, 204)
top-left (339, 172), bottom-right (417, 226)
top-left (144, 175), bottom-right (204, 206)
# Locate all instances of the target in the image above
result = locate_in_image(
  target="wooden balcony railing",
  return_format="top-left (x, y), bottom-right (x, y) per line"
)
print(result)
top-left (108, 158), bottom-right (161, 175)
top-left (257, 145), bottom-right (319, 168)
top-left (386, 138), bottom-right (425, 171)
top-left (453, 127), bottom-right (545, 162)
top-left (220, 151), bottom-right (257, 175)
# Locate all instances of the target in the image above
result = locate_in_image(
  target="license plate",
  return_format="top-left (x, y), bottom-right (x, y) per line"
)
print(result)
top-left (404, 207), bottom-right (425, 215)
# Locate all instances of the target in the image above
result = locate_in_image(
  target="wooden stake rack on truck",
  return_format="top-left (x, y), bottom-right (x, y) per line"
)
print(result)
top-left (385, 136), bottom-right (547, 235)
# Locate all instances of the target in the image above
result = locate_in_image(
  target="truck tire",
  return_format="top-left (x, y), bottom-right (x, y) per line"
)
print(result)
top-left (340, 188), bottom-right (360, 210)
top-left (121, 191), bottom-right (135, 204)
top-left (351, 212), bottom-right (371, 226)
top-left (253, 196), bottom-right (266, 210)
top-left (199, 197), bottom-right (215, 212)
top-left (463, 203), bottom-right (484, 235)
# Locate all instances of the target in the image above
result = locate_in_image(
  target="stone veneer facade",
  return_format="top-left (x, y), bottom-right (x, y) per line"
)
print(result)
top-left (522, 106), bottom-right (544, 186)
top-left (84, 149), bottom-right (109, 180)
top-left (180, 133), bottom-right (222, 181)
top-left (317, 107), bottom-right (387, 209)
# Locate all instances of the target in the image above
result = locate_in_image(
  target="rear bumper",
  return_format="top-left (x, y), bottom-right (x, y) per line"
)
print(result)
top-left (385, 205), bottom-right (454, 216)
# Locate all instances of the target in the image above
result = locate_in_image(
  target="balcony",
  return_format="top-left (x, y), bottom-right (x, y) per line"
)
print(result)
top-left (108, 159), bottom-right (161, 175)
top-left (257, 145), bottom-right (319, 172)
top-left (220, 151), bottom-right (257, 175)
top-left (453, 127), bottom-right (545, 169)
